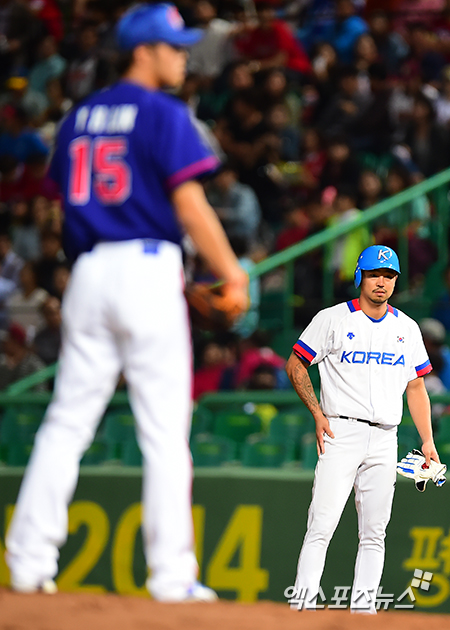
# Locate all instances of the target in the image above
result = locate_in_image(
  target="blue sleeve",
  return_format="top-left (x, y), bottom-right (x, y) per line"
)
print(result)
top-left (151, 97), bottom-right (220, 192)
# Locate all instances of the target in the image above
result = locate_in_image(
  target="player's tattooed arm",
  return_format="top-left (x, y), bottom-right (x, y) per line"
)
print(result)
top-left (286, 352), bottom-right (321, 415)
top-left (286, 352), bottom-right (335, 454)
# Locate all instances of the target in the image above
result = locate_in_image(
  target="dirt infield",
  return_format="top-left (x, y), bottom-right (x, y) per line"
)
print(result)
top-left (0, 589), bottom-right (449, 630)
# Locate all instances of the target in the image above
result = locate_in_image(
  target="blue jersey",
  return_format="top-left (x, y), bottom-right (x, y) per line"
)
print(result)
top-left (49, 81), bottom-right (220, 260)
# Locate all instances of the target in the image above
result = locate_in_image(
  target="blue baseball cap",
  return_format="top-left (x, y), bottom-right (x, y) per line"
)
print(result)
top-left (116, 3), bottom-right (204, 51)
top-left (354, 245), bottom-right (401, 288)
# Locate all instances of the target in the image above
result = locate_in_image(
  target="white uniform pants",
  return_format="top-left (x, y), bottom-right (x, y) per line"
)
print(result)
top-left (294, 416), bottom-right (397, 613)
top-left (6, 240), bottom-right (197, 598)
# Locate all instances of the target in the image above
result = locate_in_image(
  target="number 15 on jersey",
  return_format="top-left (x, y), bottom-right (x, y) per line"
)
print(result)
top-left (68, 136), bottom-right (132, 206)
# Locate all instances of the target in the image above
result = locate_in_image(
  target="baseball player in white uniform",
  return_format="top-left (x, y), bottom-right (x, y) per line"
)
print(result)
top-left (285, 245), bottom-right (441, 613)
top-left (6, 3), bottom-right (248, 602)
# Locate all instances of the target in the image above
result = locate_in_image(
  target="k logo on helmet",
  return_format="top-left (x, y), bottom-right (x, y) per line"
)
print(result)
top-left (378, 248), bottom-right (392, 262)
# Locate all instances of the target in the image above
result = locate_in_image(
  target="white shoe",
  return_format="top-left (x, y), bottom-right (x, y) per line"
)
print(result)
top-left (11, 578), bottom-right (58, 594)
top-left (183, 582), bottom-right (218, 602)
top-left (150, 581), bottom-right (218, 603)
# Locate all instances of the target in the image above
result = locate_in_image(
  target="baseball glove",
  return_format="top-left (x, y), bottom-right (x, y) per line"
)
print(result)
top-left (184, 282), bottom-right (248, 332)
top-left (397, 449), bottom-right (447, 492)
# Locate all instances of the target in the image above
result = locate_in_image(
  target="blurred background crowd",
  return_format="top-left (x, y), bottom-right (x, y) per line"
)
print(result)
top-left (2, 0), bottom-right (450, 419)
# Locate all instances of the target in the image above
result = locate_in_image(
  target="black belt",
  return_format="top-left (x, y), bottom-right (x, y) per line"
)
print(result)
top-left (339, 416), bottom-right (382, 428)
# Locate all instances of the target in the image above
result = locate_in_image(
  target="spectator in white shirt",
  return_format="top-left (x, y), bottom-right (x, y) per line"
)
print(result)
top-left (187, 0), bottom-right (239, 82)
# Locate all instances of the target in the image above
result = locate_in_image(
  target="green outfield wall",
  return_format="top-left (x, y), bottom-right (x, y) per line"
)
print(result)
top-left (0, 467), bottom-right (449, 612)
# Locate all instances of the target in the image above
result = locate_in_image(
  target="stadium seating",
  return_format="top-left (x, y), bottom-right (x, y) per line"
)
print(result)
top-left (0, 405), bottom-right (46, 466)
top-left (3, 442), bottom-right (34, 466)
top-left (397, 423), bottom-right (420, 456)
top-left (102, 409), bottom-right (136, 460)
top-left (259, 290), bottom-right (286, 331)
top-left (436, 442), bottom-right (450, 467)
top-left (241, 434), bottom-right (295, 468)
top-left (301, 432), bottom-right (318, 470)
top-left (436, 415), bottom-right (450, 444)
top-left (80, 438), bottom-right (109, 466)
top-left (191, 405), bottom-right (214, 438)
top-left (0, 405), bottom-right (45, 444)
top-left (434, 415), bottom-right (450, 467)
top-left (213, 410), bottom-right (262, 448)
top-left (269, 410), bottom-right (313, 458)
top-left (191, 433), bottom-right (237, 467)
top-left (122, 435), bottom-right (143, 466)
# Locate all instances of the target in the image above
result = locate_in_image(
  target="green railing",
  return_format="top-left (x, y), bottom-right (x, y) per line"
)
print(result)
top-left (5, 363), bottom-right (58, 396)
top-left (3, 166), bottom-right (450, 401)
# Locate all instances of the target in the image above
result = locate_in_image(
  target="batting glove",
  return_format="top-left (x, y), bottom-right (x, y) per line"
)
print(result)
top-left (397, 449), bottom-right (447, 492)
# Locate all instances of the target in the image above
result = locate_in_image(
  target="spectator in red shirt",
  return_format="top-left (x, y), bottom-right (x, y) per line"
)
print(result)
top-left (193, 339), bottom-right (234, 400)
top-left (234, 2), bottom-right (312, 76)
top-left (234, 330), bottom-right (286, 388)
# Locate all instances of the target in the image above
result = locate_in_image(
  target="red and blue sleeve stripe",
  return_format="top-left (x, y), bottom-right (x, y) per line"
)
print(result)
top-left (388, 304), bottom-right (399, 317)
top-left (347, 299), bottom-right (361, 313)
top-left (293, 340), bottom-right (317, 365)
top-left (415, 360), bottom-right (432, 377)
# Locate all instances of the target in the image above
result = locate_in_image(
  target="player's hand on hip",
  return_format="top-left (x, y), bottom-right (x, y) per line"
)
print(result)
top-left (315, 414), bottom-right (335, 456)
top-left (421, 439), bottom-right (440, 467)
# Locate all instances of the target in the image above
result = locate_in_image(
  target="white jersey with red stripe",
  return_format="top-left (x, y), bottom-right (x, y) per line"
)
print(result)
top-left (293, 298), bottom-right (432, 426)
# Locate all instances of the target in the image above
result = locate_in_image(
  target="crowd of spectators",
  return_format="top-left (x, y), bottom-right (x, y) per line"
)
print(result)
top-left (2, 0), bottom-right (450, 395)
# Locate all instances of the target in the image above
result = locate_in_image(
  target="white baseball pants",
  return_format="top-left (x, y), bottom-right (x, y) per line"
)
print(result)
top-left (6, 239), bottom-right (197, 599)
top-left (294, 416), bottom-right (397, 613)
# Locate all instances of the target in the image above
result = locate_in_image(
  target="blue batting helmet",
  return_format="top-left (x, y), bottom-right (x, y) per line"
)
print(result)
top-left (354, 245), bottom-right (401, 288)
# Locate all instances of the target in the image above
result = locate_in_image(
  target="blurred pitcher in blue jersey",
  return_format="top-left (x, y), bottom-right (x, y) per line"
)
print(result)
top-left (6, 3), bottom-right (248, 602)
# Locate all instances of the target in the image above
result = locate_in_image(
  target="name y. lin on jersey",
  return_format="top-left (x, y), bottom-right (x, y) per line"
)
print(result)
top-left (74, 104), bottom-right (139, 135)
